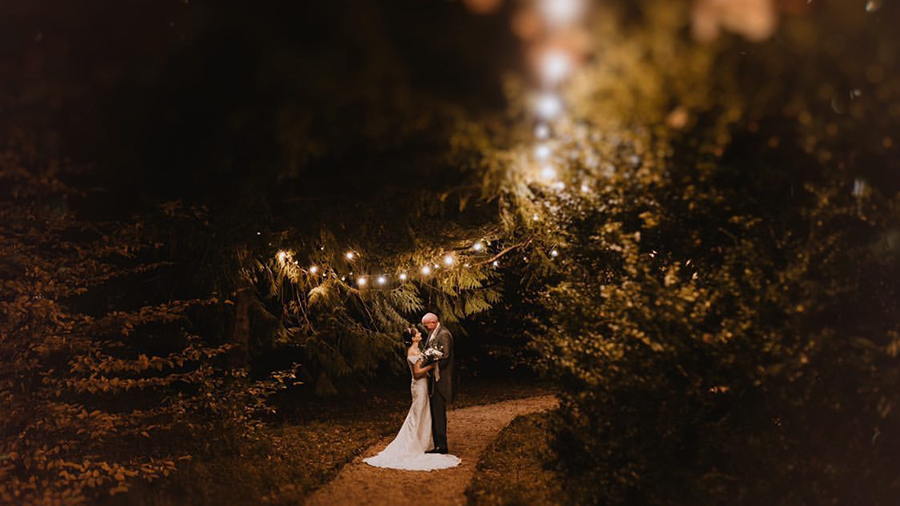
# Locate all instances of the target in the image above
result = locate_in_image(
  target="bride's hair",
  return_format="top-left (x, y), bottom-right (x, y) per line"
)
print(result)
top-left (401, 328), bottom-right (415, 347)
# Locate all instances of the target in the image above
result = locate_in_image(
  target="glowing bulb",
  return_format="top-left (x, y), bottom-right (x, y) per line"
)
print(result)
top-left (433, 263), bottom-right (440, 269)
top-left (535, 124), bottom-right (550, 140)
top-left (534, 144), bottom-right (552, 161)
top-left (377, 275), bottom-right (387, 285)
top-left (310, 265), bottom-right (318, 274)
top-left (541, 165), bottom-right (557, 180)
top-left (357, 276), bottom-right (366, 286)
top-left (551, 249), bottom-right (559, 257)
top-left (538, 0), bottom-right (585, 26)
top-left (399, 273), bottom-right (408, 281)
top-left (532, 213), bottom-right (540, 221)
top-left (473, 241), bottom-right (484, 252)
top-left (580, 183), bottom-right (591, 193)
top-left (535, 93), bottom-right (563, 119)
top-left (443, 255), bottom-right (454, 266)
top-left (277, 251), bottom-right (287, 263)
top-left (256, 231), bottom-right (261, 236)
top-left (492, 260), bottom-right (500, 267)
top-left (553, 181), bottom-right (566, 190)
top-left (345, 251), bottom-right (355, 260)
top-left (539, 49), bottom-right (573, 84)
top-left (421, 265), bottom-right (432, 275)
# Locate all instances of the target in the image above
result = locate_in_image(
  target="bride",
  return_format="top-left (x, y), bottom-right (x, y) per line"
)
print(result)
top-left (363, 328), bottom-right (461, 471)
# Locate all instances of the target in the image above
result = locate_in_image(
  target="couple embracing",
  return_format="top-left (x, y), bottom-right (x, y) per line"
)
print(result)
top-left (363, 313), bottom-right (461, 471)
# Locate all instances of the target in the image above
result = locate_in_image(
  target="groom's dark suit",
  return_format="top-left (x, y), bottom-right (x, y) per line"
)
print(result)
top-left (426, 324), bottom-right (454, 451)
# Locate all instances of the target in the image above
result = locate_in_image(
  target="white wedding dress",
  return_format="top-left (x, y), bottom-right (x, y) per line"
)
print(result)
top-left (363, 354), bottom-right (461, 471)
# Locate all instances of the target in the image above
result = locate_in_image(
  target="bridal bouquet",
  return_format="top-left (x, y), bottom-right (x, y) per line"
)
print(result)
top-left (420, 345), bottom-right (444, 367)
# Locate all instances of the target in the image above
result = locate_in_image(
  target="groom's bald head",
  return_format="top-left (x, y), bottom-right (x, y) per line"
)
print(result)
top-left (422, 313), bottom-right (439, 331)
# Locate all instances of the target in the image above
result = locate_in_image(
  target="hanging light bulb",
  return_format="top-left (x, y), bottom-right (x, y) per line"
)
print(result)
top-left (473, 241), bottom-right (484, 252)
top-left (399, 272), bottom-right (408, 281)
top-left (443, 254), bottom-right (455, 266)
top-left (551, 249), bottom-right (559, 257)
top-left (345, 251), bottom-right (355, 260)
top-left (535, 93), bottom-right (563, 119)
top-left (309, 265), bottom-right (318, 274)
top-left (541, 165), bottom-right (558, 180)
top-left (377, 275), bottom-right (387, 285)
top-left (357, 276), bottom-right (367, 286)
top-left (538, 48), bottom-right (573, 85)
top-left (421, 265), bottom-right (432, 275)
top-left (538, 0), bottom-right (586, 27)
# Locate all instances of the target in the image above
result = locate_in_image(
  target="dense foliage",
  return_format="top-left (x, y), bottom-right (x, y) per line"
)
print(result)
top-left (0, 142), bottom-right (305, 504)
top-left (516, 2), bottom-right (900, 504)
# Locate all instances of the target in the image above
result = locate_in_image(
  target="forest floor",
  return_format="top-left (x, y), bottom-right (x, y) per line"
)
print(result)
top-left (304, 394), bottom-right (559, 506)
top-left (465, 411), bottom-right (568, 506)
top-left (112, 379), bottom-right (556, 506)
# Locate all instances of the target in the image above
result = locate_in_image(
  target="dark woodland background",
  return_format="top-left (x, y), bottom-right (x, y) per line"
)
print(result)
top-left (2, 0), bottom-right (899, 505)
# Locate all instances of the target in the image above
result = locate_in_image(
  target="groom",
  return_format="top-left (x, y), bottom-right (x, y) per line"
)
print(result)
top-left (422, 312), bottom-right (454, 454)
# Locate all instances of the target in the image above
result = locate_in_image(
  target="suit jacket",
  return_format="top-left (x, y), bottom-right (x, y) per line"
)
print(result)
top-left (426, 325), bottom-right (454, 402)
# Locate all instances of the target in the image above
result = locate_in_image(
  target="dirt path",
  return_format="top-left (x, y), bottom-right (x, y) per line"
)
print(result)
top-left (304, 394), bottom-right (559, 506)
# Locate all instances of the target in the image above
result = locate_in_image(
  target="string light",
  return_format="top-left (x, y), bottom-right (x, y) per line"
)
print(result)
top-left (357, 276), bottom-right (367, 286)
top-left (421, 265), bottom-right (432, 275)
top-left (538, 49), bottom-right (573, 84)
top-left (399, 272), bottom-right (408, 281)
top-left (493, 260), bottom-right (500, 267)
top-left (310, 265), bottom-right (318, 274)
top-left (535, 124), bottom-right (550, 139)
top-left (473, 241), bottom-right (484, 251)
top-left (580, 183), bottom-right (591, 193)
top-left (538, 0), bottom-right (586, 27)
top-left (534, 144), bottom-right (552, 161)
top-left (535, 93), bottom-right (563, 119)
top-left (541, 165), bottom-right (558, 180)
top-left (277, 251), bottom-right (288, 263)
top-left (551, 249), bottom-right (559, 257)
top-left (345, 251), bottom-right (355, 260)
top-left (377, 275), bottom-right (387, 285)
top-left (533, 213), bottom-right (540, 221)
top-left (443, 254), bottom-right (455, 266)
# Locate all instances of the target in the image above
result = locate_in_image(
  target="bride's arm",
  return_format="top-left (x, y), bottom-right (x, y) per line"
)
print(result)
top-left (412, 359), bottom-right (434, 379)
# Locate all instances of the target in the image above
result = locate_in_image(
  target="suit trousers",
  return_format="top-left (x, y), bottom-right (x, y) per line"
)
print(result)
top-left (430, 390), bottom-right (448, 450)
